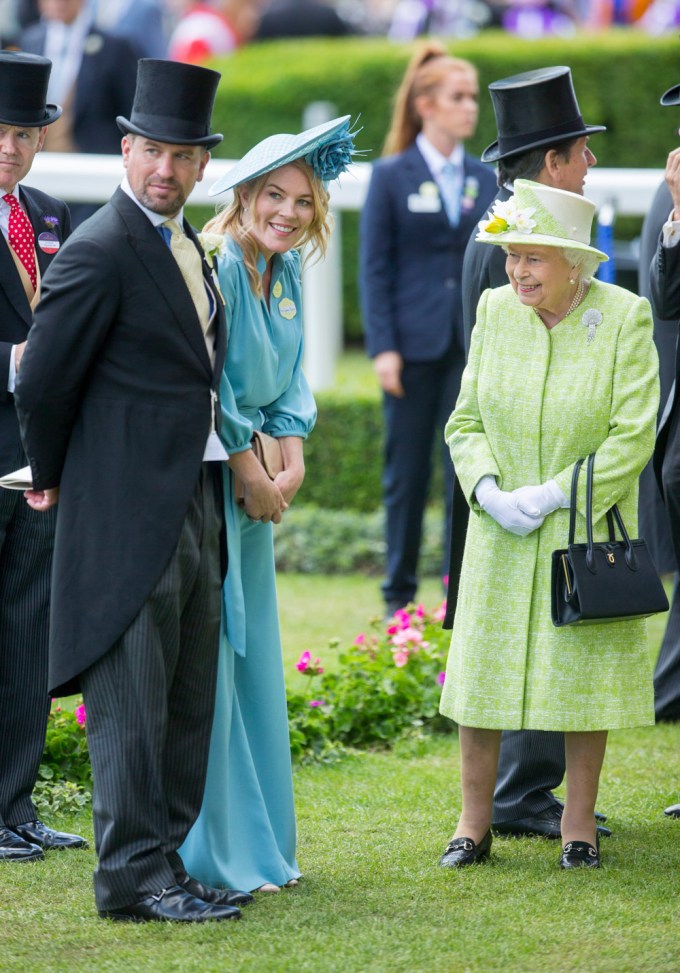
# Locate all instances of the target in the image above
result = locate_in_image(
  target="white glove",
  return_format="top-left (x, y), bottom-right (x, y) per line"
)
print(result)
top-left (512, 479), bottom-right (569, 518)
top-left (475, 476), bottom-right (545, 536)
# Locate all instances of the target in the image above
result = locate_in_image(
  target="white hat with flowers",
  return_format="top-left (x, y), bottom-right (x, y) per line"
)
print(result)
top-left (476, 179), bottom-right (608, 262)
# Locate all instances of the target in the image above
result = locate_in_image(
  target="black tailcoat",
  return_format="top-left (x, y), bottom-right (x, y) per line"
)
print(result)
top-left (15, 188), bottom-right (226, 695)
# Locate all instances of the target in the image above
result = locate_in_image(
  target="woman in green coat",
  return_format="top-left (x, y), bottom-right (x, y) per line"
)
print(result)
top-left (439, 179), bottom-right (659, 870)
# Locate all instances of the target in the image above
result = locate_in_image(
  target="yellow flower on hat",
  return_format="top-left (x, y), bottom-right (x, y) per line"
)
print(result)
top-left (483, 216), bottom-right (509, 234)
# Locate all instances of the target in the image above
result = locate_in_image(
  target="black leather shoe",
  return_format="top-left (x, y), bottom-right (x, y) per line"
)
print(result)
top-left (493, 805), bottom-right (612, 839)
top-left (13, 820), bottom-right (88, 850)
top-left (181, 875), bottom-right (254, 907)
top-left (439, 830), bottom-right (492, 868)
top-left (0, 826), bottom-right (44, 862)
top-left (664, 803), bottom-right (680, 818)
top-left (99, 885), bottom-right (241, 922)
top-left (560, 839), bottom-right (600, 869)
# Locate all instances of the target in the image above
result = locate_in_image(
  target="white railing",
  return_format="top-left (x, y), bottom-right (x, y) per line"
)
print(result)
top-left (27, 153), bottom-right (664, 389)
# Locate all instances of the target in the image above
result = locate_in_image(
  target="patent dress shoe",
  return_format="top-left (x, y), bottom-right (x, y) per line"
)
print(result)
top-left (493, 805), bottom-right (612, 839)
top-left (664, 803), bottom-right (680, 818)
top-left (181, 874), bottom-right (253, 907)
top-left (439, 830), bottom-right (492, 868)
top-left (0, 826), bottom-right (44, 862)
top-left (560, 839), bottom-right (600, 869)
top-left (99, 885), bottom-right (241, 922)
top-left (13, 819), bottom-right (88, 850)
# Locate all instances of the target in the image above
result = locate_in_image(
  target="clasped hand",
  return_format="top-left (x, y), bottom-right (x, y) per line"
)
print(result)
top-left (475, 476), bottom-right (544, 536)
top-left (475, 477), bottom-right (567, 536)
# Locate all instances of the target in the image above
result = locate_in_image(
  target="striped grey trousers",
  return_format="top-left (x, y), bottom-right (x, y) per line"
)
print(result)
top-left (81, 464), bottom-right (223, 911)
top-left (0, 466), bottom-right (56, 828)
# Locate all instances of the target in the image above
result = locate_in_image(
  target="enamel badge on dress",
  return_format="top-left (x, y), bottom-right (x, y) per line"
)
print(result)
top-left (582, 308), bottom-right (602, 342)
top-left (272, 281), bottom-right (282, 299)
top-left (279, 297), bottom-right (296, 319)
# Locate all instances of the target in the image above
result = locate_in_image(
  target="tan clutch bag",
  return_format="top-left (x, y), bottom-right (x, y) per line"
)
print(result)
top-left (234, 430), bottom-right (284, 504)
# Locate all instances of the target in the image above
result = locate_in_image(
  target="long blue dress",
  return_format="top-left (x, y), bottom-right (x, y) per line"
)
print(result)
top-left (179, 237), bottom-right (316, 891)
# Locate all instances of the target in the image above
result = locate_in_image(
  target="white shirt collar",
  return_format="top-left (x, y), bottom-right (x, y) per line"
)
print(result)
top-left (416, 133), bottom-right (464, 178)
top-left (0, 185), bottom-right (21, 237)
top-left (120, 176), bottom-right (185, 229)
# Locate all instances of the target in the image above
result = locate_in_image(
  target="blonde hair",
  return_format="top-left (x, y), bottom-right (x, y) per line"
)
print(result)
top-left (204, 158), bottom-right (332, 298)
top-left (382, 41), bottom-right (478, 157)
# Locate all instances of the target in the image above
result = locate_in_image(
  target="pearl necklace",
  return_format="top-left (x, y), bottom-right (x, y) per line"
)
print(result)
top-left (533, 280), bottom-right (585, 327)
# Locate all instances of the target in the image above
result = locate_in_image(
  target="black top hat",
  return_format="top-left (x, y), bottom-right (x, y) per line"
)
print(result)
top-left (481, 66), bottom-right (606, 164)
top-left (0, 51), bottom-right (62, 127)
top-left (117, 59), bottom-right (223, 149)
top-left (660, 84), bottom-right (680, 106)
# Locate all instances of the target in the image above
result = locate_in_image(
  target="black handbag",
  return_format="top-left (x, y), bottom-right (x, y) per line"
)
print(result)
top-left (551, 453), bottom-right (669, 627)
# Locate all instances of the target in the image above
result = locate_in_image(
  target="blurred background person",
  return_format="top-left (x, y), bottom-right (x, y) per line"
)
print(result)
top-left (359, 42), bottom-right (496, 618)
top-left (168, 0), bottom-right (261, 62)
top-left (255, 0), bottom-right (356, 39)
top-left (93, 0), bottom-right (168, 59)
top-left (19, 0), bottom-right (138, 224)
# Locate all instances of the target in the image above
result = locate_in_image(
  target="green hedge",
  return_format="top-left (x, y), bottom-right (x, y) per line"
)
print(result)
top-left (302, 389), bottom-right (446, 512)
top-left (203, 32), bottom-right (675, 339)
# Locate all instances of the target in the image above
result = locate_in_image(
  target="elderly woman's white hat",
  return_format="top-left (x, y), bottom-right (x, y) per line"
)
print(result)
top-left (476, 179), bottom-right (608, 263)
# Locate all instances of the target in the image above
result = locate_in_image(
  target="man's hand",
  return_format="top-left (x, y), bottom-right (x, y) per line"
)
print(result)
top-left (373, 350), bottom-right (404, 397)
top-left (24, 486), bottom-right (59, 511)
top-left (665, 141), bottom-right (680, 220)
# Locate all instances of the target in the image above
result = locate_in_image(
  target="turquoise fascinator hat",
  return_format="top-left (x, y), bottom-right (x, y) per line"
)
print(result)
top-left (209, 115), bottom-right (361, 196)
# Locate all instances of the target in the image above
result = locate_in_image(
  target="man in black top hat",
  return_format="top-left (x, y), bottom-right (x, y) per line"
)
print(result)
top-left (648, 80), bottom-right (680, 820)
top-left (15, 58), bottom-right (252, 921)
top-left (0, 50), bottom-right (87, 864)
top-left (445, 66), bottom-right (611, 841)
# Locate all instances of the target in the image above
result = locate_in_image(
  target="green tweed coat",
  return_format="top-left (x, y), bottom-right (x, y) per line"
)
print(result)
top-left (440, 278), bottom-right (659, 731)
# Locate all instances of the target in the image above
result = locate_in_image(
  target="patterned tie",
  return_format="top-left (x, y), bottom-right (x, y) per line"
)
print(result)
top-left (3, 193), bottom-right (37, 289)
top-left (163, 219), bottom-right (210, 333)
top-left (439, 161), bottom-right (462, 227)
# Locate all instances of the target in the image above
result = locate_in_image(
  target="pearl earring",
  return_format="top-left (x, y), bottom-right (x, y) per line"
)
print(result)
top-left (569, 278), bottom-right (575, 284)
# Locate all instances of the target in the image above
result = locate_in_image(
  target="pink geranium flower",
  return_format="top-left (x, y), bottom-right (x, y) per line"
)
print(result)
top-left (437, 671), bottom-right (446, 685)
top-left (393, 650), bottom-right (409, 668)
top-left (309, 699), bottom-right (325, 708)
top-left (391, 626), bottom-right (424, 648)
top-left (354, 633), bottom-right (366, 645)
top-left (296, 650), bottom-right (312, 672)
top-left (75, 703), bottom-right (87, 725)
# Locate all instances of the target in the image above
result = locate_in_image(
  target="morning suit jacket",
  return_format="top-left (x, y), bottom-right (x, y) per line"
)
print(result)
top-left (15, 188), bottom-right (227, 695)
top-left (19, 24), bottom-right (138, 154)
top-left (650, 218), bottom-right (680, 490)
top-left (0, 186), bottom-right (71, 476)
top-left (461, 184), bottom-right (510, 355)
top-left (360, 142), bottom-right (496, 362)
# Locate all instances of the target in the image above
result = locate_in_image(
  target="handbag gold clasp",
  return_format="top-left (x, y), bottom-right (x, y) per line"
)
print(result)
top-left (607, 552), bottom-right (615, 564)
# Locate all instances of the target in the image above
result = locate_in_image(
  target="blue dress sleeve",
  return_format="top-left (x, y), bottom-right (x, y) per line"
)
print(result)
top-left (216, 247), bottom-right (256, 454)
top-left (262, 250), bottom-right (317, 439)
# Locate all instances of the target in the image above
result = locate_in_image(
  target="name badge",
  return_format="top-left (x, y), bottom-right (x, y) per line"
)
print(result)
top-left (407, 194), bottom-right (442, 214)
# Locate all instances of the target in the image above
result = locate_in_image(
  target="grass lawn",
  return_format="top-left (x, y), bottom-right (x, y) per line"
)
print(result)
top-left (13, 574), bottom-right (678, 973)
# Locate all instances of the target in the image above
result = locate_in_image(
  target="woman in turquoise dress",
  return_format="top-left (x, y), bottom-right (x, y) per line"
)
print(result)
top-left (180, 117), bottom-right (357, 893)
top-left (438, 180), bottom-right (659, 871)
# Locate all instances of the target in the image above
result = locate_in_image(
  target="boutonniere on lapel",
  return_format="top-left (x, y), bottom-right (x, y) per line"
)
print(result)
top-left (83, 33), bottom-right (104, 55)
top-left (407, 180), bottom-right (442, 214)
top-left (460, 176), bottom-right (480, 213)
top-left (38, 213), bottom-right (61, 254)
top-left (198, 231), bottom-right (226, 305)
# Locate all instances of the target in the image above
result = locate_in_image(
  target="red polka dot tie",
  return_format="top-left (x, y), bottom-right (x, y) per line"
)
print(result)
top-left (3, 193), bottom-right (37, 290)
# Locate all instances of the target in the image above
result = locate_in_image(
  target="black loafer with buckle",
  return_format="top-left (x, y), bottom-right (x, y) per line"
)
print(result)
top-left (439, 830), bottom-right (492, 868)
top-left (560, 839), bottom-right (600, 869)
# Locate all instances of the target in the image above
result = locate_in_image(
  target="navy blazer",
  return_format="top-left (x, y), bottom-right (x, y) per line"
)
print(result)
top-left (461, 185), bottom-right (511, 355)
top-left (359, 142), bottom-right (496, 362)
top-left (0, 186), bottom-right (71, 475)
top-left (19, 24), bottom-right (139, 154)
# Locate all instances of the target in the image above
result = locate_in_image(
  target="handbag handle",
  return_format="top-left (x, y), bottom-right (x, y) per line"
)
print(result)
top-left (582, 453), bottom-right (637, 571)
